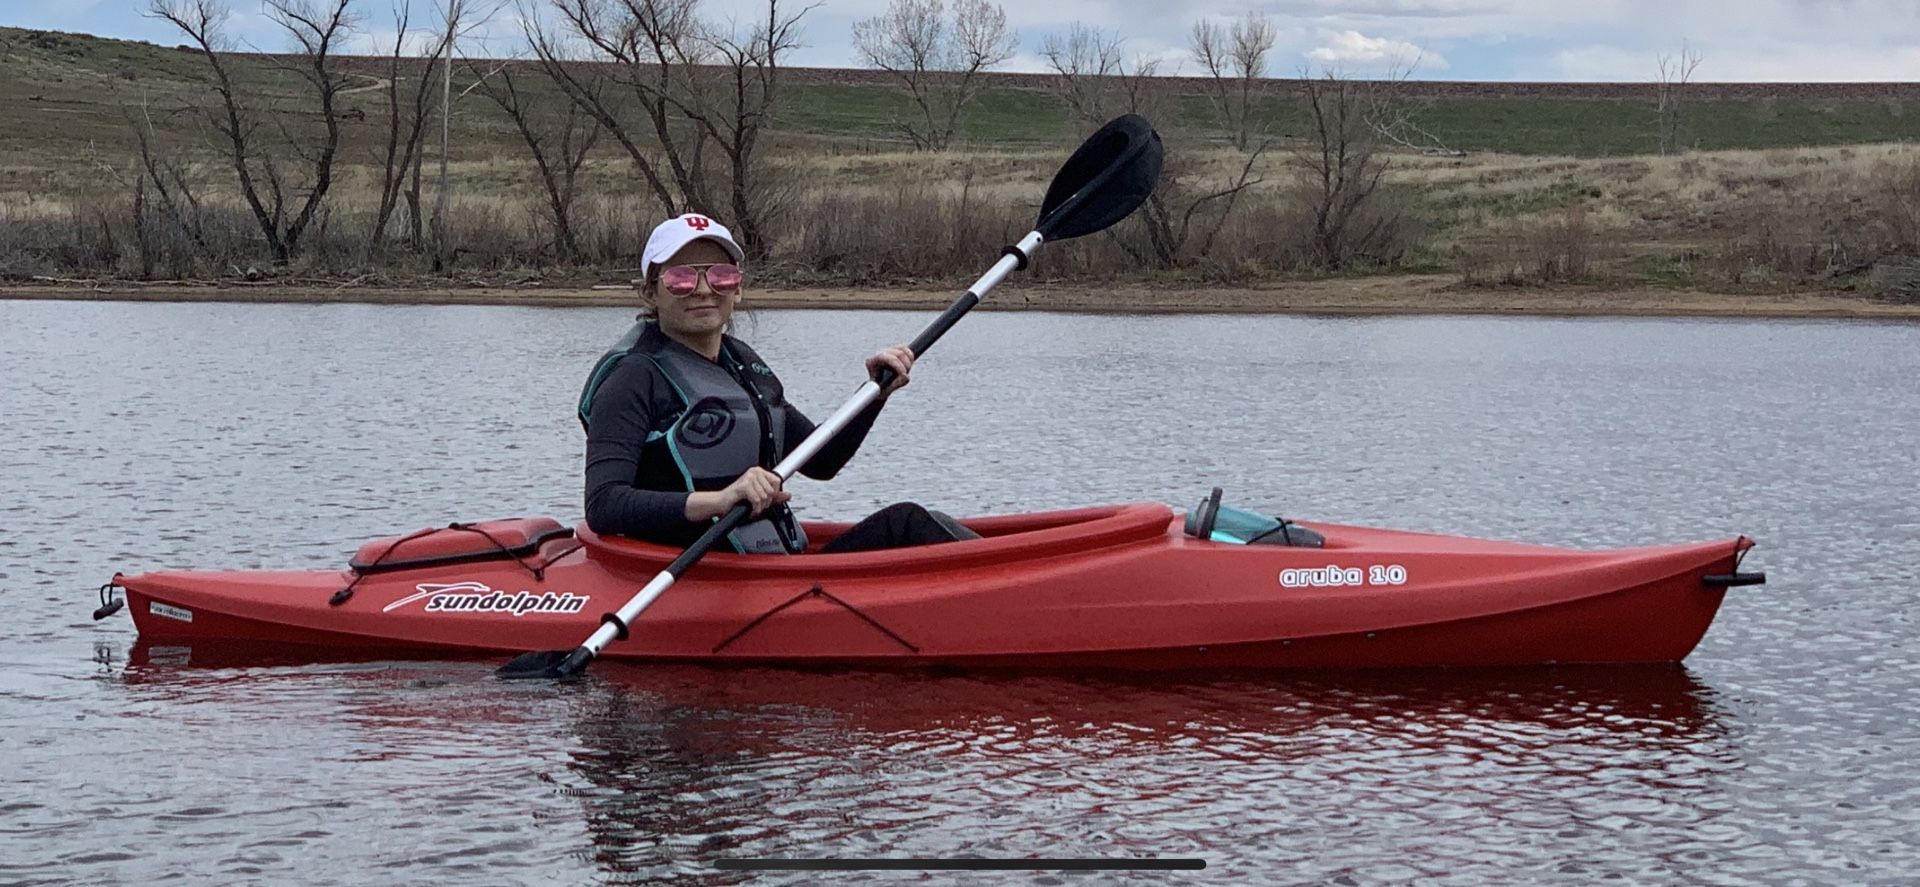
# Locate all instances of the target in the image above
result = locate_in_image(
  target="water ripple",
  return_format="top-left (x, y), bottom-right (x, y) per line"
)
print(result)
top-left (3, 305), bottom-right (1918, 882)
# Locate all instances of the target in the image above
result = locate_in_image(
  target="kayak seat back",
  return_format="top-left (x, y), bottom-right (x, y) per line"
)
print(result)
top-left (350, 518), bottom-right (575, 574)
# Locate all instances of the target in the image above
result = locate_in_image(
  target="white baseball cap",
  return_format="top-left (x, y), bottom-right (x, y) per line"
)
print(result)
top-left (641, 213), bottom-right (746, 281)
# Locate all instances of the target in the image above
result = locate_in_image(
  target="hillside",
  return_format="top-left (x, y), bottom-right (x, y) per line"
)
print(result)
top-left (4, 25), bottom-right (1919, 302)
top-left (5, 24), bottom-right (1920, 195)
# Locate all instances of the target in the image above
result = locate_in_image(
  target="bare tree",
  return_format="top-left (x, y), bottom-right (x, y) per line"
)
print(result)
top-left (125, 97), bottom-right (214, 263)
top-left (469, 63), bottom-right (601, 261)
top-left (528, 0), bottom-right (809, 258)
top-left (1113, 150), bottom-right (1265, 269)
top-left (1656, 40), bottom-right (1704, 155)
top-left (1038, 26), bottom-right (1256, 269)
top-left (1038, 23), bottom-right (1164, 134)
top-left (853, 0), bottom-right (1016, 150)
top-left (370, 1), bottom-right (447, 257)
top-left (1294, 71), bottom-right (1402, 270)
top-left (692, 0), bottom-right (810, 257)
top-left (100, 94), bottom-right (213, 278)
top-left (425, 0), bottom-right (508, 270)
top-left (1365, 57), bottom-right (1461, 157)
top-left (1190, 12), bottom-right (1274, 152)
top-left (148, 0), bottom-right (356, 265)
top-left (528, 0), bottom-right (712, 217)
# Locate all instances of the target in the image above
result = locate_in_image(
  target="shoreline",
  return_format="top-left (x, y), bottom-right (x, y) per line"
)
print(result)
top-left (5, 276), bottom-right (1919, 319)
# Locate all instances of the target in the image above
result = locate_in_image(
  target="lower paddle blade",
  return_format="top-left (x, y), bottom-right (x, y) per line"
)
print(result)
top-left (496, 646), bottom-right (593, 680)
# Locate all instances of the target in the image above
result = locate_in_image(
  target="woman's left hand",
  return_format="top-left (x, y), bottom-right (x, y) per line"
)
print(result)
top-left (866, 344), bottom-right (914, 396)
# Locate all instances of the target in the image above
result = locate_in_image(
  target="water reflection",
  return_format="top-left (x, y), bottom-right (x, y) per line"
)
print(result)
top-left (563, 665), bottom-right (1730, 879)
top-left (117, 643), bottom-right (1732, 880)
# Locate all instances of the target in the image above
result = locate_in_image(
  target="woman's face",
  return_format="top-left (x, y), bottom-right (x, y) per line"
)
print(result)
top-left (644, 238), bottom-right (741, 341)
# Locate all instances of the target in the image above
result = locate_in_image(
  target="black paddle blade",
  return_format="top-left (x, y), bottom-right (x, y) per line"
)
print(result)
top-left (496, 646), bottom-right (594, 680)
top-left (1036, 113), bottom-right (1164, 241)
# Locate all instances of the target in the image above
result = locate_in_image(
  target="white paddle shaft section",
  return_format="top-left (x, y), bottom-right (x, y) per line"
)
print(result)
top-left (575, 230), bottom-right (1048, 659)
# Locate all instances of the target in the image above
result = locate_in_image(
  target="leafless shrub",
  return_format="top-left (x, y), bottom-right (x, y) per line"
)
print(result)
top-left (1102, 147), bottom-right (1263, 270)
top-left (1292, 181), bottom-right (1423, 271)
top-left (767, 172), bottom-right (1023, 283)
top-left (0, 196), bottom-right (259, 280)
top-left (1529, 204), bottom-right (1599, 281)
top-left (1869, 155), bottom-right (1920, 252)
top-left (1692, 156), bottom-right (1920, 291)
top-left (1294, 71), bottom-right (1415, 271)
top-left (1459, 204), bottom-right (1611, 286)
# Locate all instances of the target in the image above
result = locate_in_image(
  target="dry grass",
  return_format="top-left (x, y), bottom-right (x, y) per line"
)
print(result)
top-left (8, 136), bottom-right (1920, 298)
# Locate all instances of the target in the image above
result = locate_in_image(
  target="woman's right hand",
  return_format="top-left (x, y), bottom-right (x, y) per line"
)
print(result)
top-left (687, 467), bottom-right (790, 521)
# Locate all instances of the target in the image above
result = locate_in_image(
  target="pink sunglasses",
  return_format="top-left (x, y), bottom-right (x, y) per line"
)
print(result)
top-left (657, 263), bottom-right (743, 296)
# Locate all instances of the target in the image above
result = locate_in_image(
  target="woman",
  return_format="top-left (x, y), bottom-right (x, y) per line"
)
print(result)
top-left (581, 213), bottom-right (978, 554)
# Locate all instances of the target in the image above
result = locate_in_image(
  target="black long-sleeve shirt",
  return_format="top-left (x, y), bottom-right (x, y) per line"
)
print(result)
top-left (582, 332), bottom-right (884, 544)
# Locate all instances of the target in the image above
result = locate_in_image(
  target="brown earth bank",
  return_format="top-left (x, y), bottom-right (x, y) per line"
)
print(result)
top-left (4, 276), bottom-right (1918, 319)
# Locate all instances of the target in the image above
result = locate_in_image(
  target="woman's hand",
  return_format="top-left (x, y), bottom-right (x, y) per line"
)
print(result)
top-left (686, 467), bottom-right (790, 521)
top-left (866, 344), bottom-right (915, 396)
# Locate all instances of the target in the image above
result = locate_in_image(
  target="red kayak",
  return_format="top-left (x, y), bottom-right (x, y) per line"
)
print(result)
top-left (109, 499), bottom-right (1763, 670)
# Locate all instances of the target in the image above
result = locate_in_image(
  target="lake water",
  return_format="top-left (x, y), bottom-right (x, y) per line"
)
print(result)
top-left (3, 301), bottom-right (1917, 883)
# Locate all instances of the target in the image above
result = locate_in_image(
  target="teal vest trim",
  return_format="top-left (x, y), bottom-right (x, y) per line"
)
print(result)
top-left (581, 322), bottom-right (807, 555)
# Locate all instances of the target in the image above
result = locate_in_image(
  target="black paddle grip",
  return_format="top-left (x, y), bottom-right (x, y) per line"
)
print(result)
top-left (908, 293), bottom-right (980, 358)
top-left (667, 502), bottom-right (753, 577)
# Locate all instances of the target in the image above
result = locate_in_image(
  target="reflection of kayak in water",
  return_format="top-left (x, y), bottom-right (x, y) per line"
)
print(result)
top-left (579, 662), bottom-right (1726, 743)
top-left (551, 664), bottom-right (1728, 878)
top-left (118, 642), bottom-right (1721, 750)
top-left (107, 501), bottom-right (1763, 671)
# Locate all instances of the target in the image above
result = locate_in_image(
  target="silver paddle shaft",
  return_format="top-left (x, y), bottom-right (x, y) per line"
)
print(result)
top-left (578, 230), bottom-right (1048, 658)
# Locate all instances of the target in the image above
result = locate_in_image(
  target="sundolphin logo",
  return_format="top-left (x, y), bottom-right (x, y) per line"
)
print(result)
top-left (383, 581), bottom-right (589, 616)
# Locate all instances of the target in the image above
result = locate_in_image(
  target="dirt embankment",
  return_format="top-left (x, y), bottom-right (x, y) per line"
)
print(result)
top-left (6, 276), bottom-right (1919, 319)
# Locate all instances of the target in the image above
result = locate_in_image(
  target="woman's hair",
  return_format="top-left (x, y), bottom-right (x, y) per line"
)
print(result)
top-left (635, 273), bottom-right (658, 320)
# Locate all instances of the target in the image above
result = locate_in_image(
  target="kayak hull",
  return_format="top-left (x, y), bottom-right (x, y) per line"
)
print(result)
top-left (116, 504), bottom-right (1755, 671)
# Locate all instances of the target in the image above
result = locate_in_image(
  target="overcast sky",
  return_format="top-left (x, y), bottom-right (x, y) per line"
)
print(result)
top-left (8, 0), bottom-right (1919, 81)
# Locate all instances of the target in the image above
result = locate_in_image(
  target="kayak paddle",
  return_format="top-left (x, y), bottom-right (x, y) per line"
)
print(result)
top-left (498, 113), bottom-right (1164, 679)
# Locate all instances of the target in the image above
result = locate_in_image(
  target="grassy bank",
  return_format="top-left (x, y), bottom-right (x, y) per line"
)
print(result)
top-left (4, 25), bottom-right (1920, 306)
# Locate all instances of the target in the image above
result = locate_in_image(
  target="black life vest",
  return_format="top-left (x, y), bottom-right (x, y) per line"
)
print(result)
top-left (579, 322), bottom-right (808, 554)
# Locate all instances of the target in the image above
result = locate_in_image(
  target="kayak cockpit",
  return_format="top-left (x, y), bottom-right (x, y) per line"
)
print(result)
top-left (577, 503), bottom-right (1177, 576)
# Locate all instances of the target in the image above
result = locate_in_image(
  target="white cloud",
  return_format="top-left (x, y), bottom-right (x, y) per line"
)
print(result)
top-left (1263, 0), bottom-right (1512, 18)
top-left (1306, 29), bottom-right (1448, 70)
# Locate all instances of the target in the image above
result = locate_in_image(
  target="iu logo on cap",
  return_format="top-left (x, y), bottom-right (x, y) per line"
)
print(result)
top-left (685, 215), bottom-right (711, 231)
